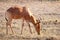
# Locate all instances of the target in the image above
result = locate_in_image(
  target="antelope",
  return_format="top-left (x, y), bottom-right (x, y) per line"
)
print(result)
top-left (5, 6), bottom-right (41, 35)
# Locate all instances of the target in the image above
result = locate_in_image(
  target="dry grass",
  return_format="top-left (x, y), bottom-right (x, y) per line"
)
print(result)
top-left (0, 1), bottom-right (60, 40)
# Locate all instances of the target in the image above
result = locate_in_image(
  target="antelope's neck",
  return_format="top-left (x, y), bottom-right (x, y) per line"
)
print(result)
top-left (27, 8), bottom-right (37, 25)
top-left (30, 16), bottom-right (37, 25)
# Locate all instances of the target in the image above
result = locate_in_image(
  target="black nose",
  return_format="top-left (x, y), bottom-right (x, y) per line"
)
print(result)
top-left (38, 32), bottom-right (40, 35)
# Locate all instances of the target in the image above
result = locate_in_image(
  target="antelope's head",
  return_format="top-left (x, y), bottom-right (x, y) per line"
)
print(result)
top-left (35, 20), bottom-right (40, 35)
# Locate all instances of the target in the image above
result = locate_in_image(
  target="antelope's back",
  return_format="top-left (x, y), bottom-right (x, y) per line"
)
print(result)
top-left (7, 7), bottom-right (22, 14)
top-left (6, 6), bottom-right (33, 19)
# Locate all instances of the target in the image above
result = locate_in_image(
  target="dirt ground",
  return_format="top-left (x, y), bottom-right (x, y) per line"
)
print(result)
top-left (0, 1), bottom-right (60, 40)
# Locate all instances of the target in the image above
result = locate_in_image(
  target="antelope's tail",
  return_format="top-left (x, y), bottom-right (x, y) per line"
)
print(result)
top-left (5, 17), bottom-right (8, 21)
top-left (5, 12), bottom-right (8, 21)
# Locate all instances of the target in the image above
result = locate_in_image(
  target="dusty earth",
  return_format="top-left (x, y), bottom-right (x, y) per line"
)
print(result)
top-left (0, 1), bottom-right (60, 40)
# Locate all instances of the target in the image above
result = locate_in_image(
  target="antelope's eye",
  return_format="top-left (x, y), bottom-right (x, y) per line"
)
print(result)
top-left (35, 24), bottom-right (36, 25)
top-left (36, 20), bottom-right (38, 22)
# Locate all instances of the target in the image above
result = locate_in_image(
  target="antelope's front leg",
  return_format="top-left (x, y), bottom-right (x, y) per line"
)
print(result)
top-left (27, 22), bottom-right (32, 34)
top-left (21, 19), bottom-right (24, 34)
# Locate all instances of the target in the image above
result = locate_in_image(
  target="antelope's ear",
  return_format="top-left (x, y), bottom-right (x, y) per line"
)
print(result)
top-left (36, 20), bottom-right (40, 23)
top-left (36, 20), bottom-right (38, 22)
top-left (38, 20), bottom-right (40, 23)
top-left (36, 20), bottom-right (40, 24)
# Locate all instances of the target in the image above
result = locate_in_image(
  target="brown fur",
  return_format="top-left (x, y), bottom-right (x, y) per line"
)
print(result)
top-left (5, 6), bottom-right (40, 35)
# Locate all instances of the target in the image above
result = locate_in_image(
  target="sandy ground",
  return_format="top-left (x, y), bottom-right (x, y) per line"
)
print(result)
top-left (0, 1), bottom-right (60, 40)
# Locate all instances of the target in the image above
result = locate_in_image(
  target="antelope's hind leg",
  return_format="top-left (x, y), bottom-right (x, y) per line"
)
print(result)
top-left (6, 19), bottom-right (14, 35)
top-left (9, 21), bottom-right (14, 34)
top-left (6, 21), bottom-right (8, 34)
